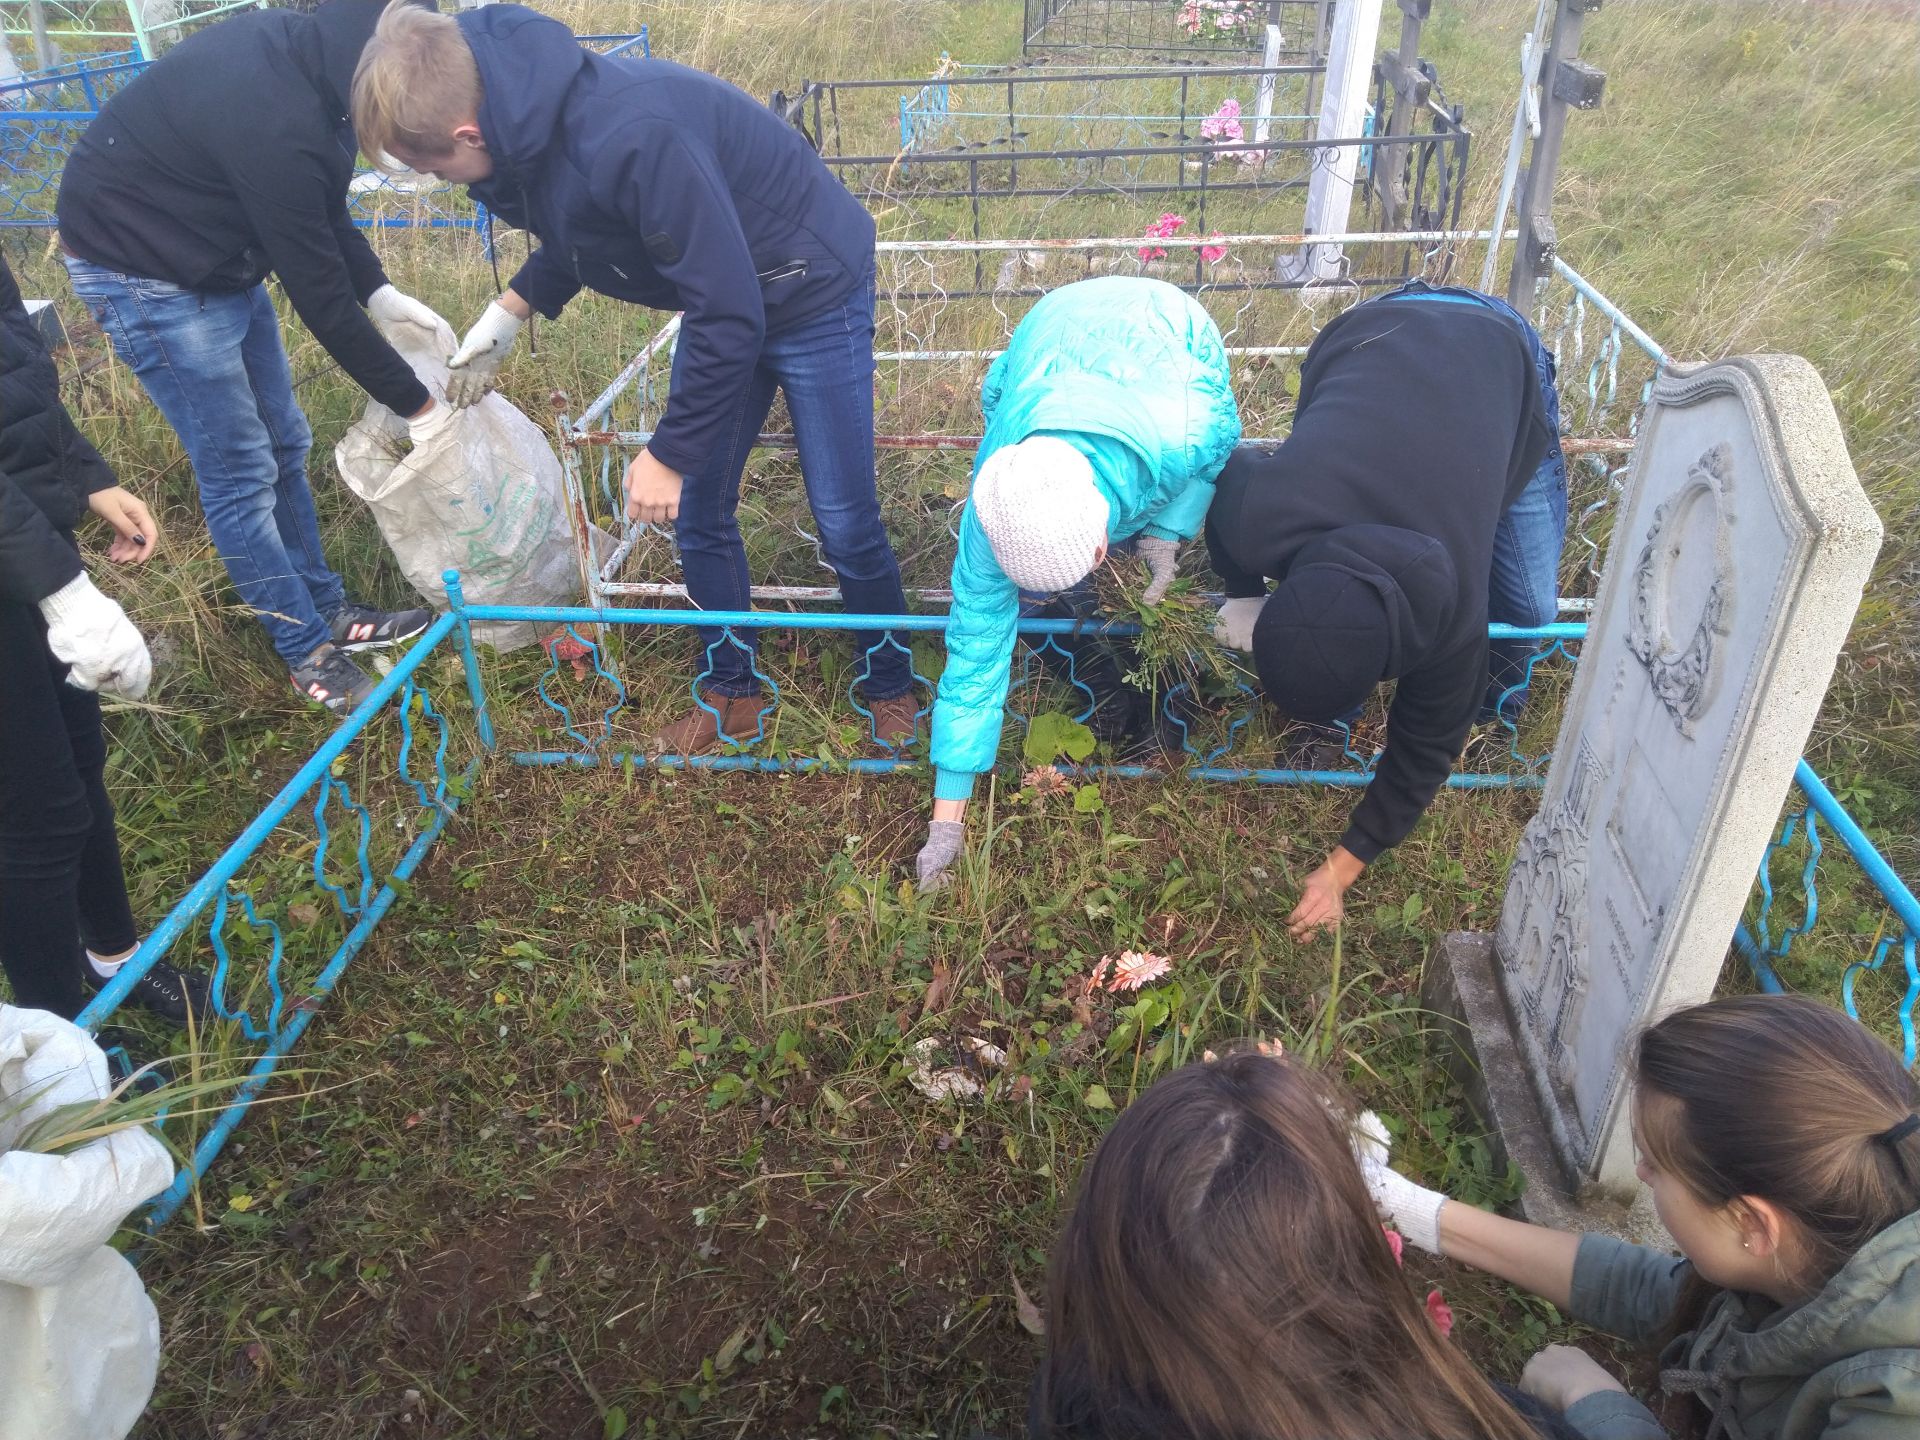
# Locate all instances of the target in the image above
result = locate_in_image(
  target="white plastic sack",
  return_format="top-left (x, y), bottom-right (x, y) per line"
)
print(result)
top-left (0, 1006), bottom-right (174, 1440)
top-left (335, 307), bottom-right (606, 652)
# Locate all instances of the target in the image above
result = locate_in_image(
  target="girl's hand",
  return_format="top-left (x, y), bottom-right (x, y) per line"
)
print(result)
top-left (87, 486), bottom-right (158, 563)
top-left (1520, 1345), bottom-right (1628, 1412)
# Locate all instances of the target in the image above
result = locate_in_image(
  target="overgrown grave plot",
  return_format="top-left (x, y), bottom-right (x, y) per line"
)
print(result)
top-left (132, 743), bottom-right (1588, 1440)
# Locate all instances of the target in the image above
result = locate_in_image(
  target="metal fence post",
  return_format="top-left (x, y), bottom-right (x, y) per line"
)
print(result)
top-left (1375, 0), bottom-right (1430, 229)
top-left (1506, 0), bottom-right (1607, 307)
top-left (443, 570), bottom-right (496, 751)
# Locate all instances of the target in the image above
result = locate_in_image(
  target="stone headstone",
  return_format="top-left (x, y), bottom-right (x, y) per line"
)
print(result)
top-left (1491, 354), bottom-right (1881, 1199)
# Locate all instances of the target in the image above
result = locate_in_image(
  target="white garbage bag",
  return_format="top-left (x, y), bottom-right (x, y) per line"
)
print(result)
top-left (334, 305), bottom-right (606, 652)
top-left (0, 1006), bottom-right (174, 1440)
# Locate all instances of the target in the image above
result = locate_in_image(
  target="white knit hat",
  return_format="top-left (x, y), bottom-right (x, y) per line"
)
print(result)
top-left (970, 436), bottom-right (1110, 593)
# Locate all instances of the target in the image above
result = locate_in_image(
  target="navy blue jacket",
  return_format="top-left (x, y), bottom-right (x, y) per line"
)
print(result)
top-left (459, 6), bottom-right (877, 476)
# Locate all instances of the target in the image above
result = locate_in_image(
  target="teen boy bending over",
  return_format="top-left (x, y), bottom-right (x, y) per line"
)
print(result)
top-left (353, 1), bottom-right (918, 752)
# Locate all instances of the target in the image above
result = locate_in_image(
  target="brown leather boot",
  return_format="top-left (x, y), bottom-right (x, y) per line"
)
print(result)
top-left (652, 689), bottom-right (766, 755)
top-left (865, 692), bottom-right (921, 750)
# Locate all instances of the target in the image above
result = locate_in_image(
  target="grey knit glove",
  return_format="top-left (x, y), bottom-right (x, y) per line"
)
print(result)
top-left (916, 819), bottom-right (966, 891)
top-left (1135, 535), bottom-right (1181, 604)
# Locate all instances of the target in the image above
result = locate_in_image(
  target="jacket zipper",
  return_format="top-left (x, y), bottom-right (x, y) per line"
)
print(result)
top-left (756, 260), bottom-right (809, 284)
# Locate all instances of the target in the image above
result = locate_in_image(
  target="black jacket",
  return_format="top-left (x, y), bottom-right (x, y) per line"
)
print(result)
top-left (459, 5), bottom-right (878, 477)
top-left (55, 0), bottom-right (430, 416)
top-left (1206, 295), bottom-right (1553, 863)
top-left (0, 254), bottom-right (118, 606)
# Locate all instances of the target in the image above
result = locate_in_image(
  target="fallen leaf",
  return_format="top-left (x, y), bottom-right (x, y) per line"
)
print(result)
top-left (287, 902), bottom-right (320, 927)
top-left (1082, 1083), bottom-right (1114, 1111)
top-left (920, 959), bottom-right (952, 1019)
top-left (1011, 1271), bottom-right (1045, 1336)
top-left (715, 1322), bottom-right (750, 1372)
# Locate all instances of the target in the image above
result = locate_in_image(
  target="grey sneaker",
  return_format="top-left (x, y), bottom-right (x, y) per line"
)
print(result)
top-left (329, 601), bottom-right (431, 653)
top-left (290, 644), bottom-right (377, 715)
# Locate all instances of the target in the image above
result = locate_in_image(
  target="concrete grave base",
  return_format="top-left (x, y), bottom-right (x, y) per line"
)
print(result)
top-left (1423, 931), bottom-right (1670, 1248)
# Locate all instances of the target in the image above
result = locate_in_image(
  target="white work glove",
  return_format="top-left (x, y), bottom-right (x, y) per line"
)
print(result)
top-left (446, 300), bottom-right (527, 408)
top-left (1212, 595), bottom-right (1267, 652)
top-left (39, 573), bottom-right (151, 700)
top-left (1134, 535), bottom-right (1181, 605)
top-left (407, 398), bottom-right (460, 447)
top-left (916, 819), bottom-right (966, 892)
top-left (1519, 1345), bottom-right (1632, 1412)
top-left (1352, 1109), bottom-right (1448, 1254)
top-left (366, 283), bottom-right (443, 345)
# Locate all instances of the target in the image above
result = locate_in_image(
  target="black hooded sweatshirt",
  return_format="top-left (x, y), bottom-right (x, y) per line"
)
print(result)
top-left (1205, 297), bottom-right (1553, 863)
top-left (55, 0), bottom-right (430, 417)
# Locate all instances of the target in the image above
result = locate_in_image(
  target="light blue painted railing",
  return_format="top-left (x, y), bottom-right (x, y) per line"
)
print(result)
top-left (74, 571), bottom-right (1915, 1235)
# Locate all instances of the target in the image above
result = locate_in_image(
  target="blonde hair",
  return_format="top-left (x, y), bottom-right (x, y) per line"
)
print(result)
top-left (351, 0), bottom-right (483, 167)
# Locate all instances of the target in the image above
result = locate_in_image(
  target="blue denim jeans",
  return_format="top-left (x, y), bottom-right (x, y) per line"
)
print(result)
top-left (1375, 281), bottom-right (1569, 716)
top-left (63, 257), bottom-right (344, 667)
top-left (667, 270), bottom-right (912, 699)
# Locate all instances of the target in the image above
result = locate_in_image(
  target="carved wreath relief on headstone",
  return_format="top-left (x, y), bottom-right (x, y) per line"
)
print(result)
top-left (1497, 743), bottom-right (1606, 1103)
top-left (1626, 443), bottom-right (1736, 736)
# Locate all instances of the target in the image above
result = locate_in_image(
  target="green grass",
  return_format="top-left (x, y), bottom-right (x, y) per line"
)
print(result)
top-left (3, 1), bottom-right (1914, 1436)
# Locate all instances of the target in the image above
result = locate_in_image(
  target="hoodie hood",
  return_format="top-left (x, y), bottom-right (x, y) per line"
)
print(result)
top-left (1720, 1208), bottom-right (1920, 1378)
top-left (460, 5), bottom-right (590, 182)
top-left (304, 0), bottom-right (432, 118)
top-left (1250, 525), bottom-right (1458, 721)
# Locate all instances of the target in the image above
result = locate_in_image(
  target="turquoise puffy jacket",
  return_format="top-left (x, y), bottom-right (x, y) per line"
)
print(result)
top-left (930, 277), bottom-right (1243, 797)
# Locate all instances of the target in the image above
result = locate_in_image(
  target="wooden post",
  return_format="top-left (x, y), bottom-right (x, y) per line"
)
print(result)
top-left (1506, 0), bottom-right (1608, 307)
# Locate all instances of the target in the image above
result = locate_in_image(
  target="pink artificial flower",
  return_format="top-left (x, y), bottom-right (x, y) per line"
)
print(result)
top-left (1085, 954), bottom-right (1113, 993)
top-left (1107, 950), bottom-right (1172, 991)
top-left (1137, 213), bottom-right (1187, 263)
top-left (1200, 99), bottom-right (1244, 145)
top-left (1425, 1289), bottom-right (1455, 1337)
top-left (1382, 1226), bottom-right (1404, 1266)
top-left (1199, 234), bottom-right (1229, 264)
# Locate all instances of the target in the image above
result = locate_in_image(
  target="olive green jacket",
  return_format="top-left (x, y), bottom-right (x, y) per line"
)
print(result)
top-left (1562, 1211), bottom-right (1920, 1440)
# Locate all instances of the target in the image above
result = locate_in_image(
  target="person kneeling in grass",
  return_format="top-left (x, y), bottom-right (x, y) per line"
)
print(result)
top-left (914, 276), bottom-right (1241, 891)
top-left (1365, 995), bottom-right (1920, 1440)
top-left (1030, 1043), bottom-right (1581, 1440)
top-left (352, 0), bottom-right (918, 754)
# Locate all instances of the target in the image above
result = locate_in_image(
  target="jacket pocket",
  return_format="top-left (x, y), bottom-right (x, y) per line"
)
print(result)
top-left (756, 260), bottom-right (810, 287)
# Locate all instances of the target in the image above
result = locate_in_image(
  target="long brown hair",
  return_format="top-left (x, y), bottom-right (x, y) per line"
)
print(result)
top-left (1035, 1050), bottom-right (1540, 1440)
top-left (1635, 993), bottom-right (1920, 1296)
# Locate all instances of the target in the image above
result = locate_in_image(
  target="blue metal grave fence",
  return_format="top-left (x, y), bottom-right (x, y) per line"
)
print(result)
top-left (72, 598), bottom-right (1917, 1235)
top-left (64, 236), bottom-right (1917, 1235)
top-left (0, 29), bottom-right (646, 228)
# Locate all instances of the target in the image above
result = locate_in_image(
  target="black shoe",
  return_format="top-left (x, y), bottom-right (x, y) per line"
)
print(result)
top-left (291, 643), bottom-right (377, 715)
top-left (82, 952), bottom-right (214, 1029)
top-left (329, 602), bottom-right (431, 653)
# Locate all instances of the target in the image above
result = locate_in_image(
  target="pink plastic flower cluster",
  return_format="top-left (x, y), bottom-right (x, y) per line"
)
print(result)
top-left (1177, 0), bottom-right (1261, 39)
top-left (1199, 97), bottom-right (1243, 145)
top-left (1201, 97), bottom-right (1265, 167)
top-left (1137, 212), bottom-right (1229, 265)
